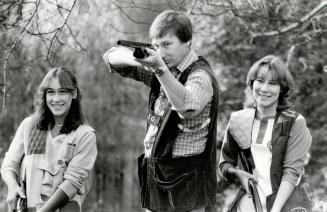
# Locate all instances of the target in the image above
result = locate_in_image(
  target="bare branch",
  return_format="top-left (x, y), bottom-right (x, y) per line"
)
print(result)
top-left (1, 0), bottom-right (81, 118)
top-left (245, 0), bottom-right (259, 10)
top-left (1, 0), bottom-right (40, 120)
top-left (250, 1), bottom-right (327, 38)
top-left (46, 0), bottom-right (78, 65)
top-left (187, 0), bottom-right (197, 15)
top-left (47, 0), bottom-right (70, 12)
top-left (66, 24), bottom-right (87, 52)
top-left (109, 24), bottom-right (148, 35)
top-left (110, 0), bottom-right (152, 25)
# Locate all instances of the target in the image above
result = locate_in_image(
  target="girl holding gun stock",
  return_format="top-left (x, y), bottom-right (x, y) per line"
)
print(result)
top-left (219, 55), bottom-right (312, 212)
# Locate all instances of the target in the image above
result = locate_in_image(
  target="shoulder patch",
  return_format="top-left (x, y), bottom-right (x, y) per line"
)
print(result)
top-left (281, 109), bottom-right (297, 118)
top-left (229, 108), bottom-right (255, 149)
top-left (76, 125), bottom-right (95, 135)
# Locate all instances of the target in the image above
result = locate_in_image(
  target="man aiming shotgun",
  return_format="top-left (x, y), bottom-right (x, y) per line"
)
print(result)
top-left (103, 10), bottom-right (220, 212)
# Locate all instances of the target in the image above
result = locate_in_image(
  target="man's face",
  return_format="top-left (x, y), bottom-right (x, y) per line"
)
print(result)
top-left (152, 33), bottom-right (191, 68)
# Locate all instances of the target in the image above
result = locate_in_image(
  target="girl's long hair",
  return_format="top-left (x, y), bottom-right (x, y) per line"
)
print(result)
top-left (33, 67), bottom-right (84, 134)
top-left (244, 55), bottom-right (294, 110)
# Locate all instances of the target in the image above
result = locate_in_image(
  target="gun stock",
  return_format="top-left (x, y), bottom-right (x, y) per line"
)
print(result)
top-left (117, 40), bottom-right (153, 59)
top-left (249, 179), bottom-right (263, 212)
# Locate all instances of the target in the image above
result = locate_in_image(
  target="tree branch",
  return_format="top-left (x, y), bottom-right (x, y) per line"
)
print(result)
top-left (46, 0), bottom-right (78, 65)
top-left (1, 0), bottom-right (80, 119)
top-left (1, 0), bottom-right (40, 120)
top-left (110, 0), bottom-right (151, 25)
top-left (187, 0), bottom-right (197, 15)
top-left (250, 1), bottom-right (327, 38)
top-left (109, 23), bottom-right (148, 34)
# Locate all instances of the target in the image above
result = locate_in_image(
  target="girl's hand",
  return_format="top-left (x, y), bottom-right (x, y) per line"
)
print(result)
top-left (6, 183), bottom-right (26, 211)
top-left (234, 169), bottom-right (257, 195)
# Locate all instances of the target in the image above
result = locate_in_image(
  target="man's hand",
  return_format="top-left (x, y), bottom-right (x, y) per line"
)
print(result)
top-left (134, 48), bottom-right (166, 69)
top-left (103, 46), bottom-right (143, 67)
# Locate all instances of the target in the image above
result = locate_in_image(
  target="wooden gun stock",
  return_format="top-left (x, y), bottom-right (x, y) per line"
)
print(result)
top-left (249, 179), bottom-right (264, 212)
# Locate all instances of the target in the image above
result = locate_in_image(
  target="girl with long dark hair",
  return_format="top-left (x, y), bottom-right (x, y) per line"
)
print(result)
top-left (1, 67), bottom-right (97, 212)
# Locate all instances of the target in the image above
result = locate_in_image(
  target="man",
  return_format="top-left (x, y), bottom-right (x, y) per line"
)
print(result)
top-left (103, 10), bottom-right (219, 212)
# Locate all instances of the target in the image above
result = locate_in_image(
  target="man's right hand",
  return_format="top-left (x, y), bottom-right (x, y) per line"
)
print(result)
top-left (6, 183), bottom-right (25, 211)
top-left (103, 46), bottom-right (143, 67)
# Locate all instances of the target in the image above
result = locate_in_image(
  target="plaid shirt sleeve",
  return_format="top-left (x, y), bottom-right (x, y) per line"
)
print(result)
top-left (178, 70), bottom-right (213, 118)
top-left (103, 48), bottom-right (154, 87)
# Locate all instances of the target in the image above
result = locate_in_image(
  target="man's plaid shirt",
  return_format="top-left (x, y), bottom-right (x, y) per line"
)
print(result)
top-left (105, 49), bottom-right (213, 157)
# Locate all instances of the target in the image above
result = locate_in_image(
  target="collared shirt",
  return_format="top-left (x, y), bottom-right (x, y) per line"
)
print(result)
top-left (106, 49), bottom-right (213, 157)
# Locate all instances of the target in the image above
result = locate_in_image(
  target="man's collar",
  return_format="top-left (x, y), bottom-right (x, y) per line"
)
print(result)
top-left (175, 50), bottom-right (198, 73)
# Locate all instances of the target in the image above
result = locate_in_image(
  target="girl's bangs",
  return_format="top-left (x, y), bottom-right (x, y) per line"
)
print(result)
top-left (57, 70), bottom-right (75, 90)
top-left (257, 63), bottom-right (279, 82)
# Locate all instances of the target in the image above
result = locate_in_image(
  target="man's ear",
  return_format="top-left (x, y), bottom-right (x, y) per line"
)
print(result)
top-left (72, 89), bottom-right (77, 99)
top-left (187, 39), bottom-right (192, 48)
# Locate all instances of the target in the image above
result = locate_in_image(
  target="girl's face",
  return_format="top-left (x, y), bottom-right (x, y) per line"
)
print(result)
top-left (46, 77), bottom-right (76, 122)
top-left (253, 70), bottom-right (280, 115)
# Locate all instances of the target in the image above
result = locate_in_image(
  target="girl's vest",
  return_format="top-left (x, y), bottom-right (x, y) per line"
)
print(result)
top-left (228, 108), bottom-right (312, 212)
top-left (24, 119), bottom-right (94, 210)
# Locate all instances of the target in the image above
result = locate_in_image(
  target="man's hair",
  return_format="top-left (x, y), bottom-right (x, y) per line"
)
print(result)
top-left (33, 67), bottom-right (84, 134)
top-left (244, 55), bottom-right (294, 109)
top-left (149, 10), bottom-right (192, 43)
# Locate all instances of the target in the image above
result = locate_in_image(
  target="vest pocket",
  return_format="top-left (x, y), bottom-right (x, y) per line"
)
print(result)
top-left (37, 161), bottom-right (63, 196)
top-left (154, 168), bottom-right (204, 210)
top-left (141, 156), bottom-right (207, 211)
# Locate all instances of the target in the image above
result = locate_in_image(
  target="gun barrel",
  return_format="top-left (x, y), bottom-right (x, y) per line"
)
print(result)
top-left (117, 40), bottom-right (152, 48)
top-left (116, 39), bottom-right (152, 59)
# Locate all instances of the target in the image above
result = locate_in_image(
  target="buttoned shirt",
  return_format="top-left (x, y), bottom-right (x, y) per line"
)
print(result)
top-left (106, 49), bottom-right (213, 157)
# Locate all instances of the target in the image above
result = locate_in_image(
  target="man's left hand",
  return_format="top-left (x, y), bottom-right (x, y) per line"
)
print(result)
top-left (134, 48), bottom-right (166, 69)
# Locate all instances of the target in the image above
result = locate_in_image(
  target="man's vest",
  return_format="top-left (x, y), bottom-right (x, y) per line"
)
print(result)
top-left (227, 108), bottom-right (312, 212)
top-left (138, 56), bottom-right (219, 212)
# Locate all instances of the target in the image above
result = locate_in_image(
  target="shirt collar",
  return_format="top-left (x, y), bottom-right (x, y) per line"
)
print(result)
top-left (175, 50), bottom-right (198, 73)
